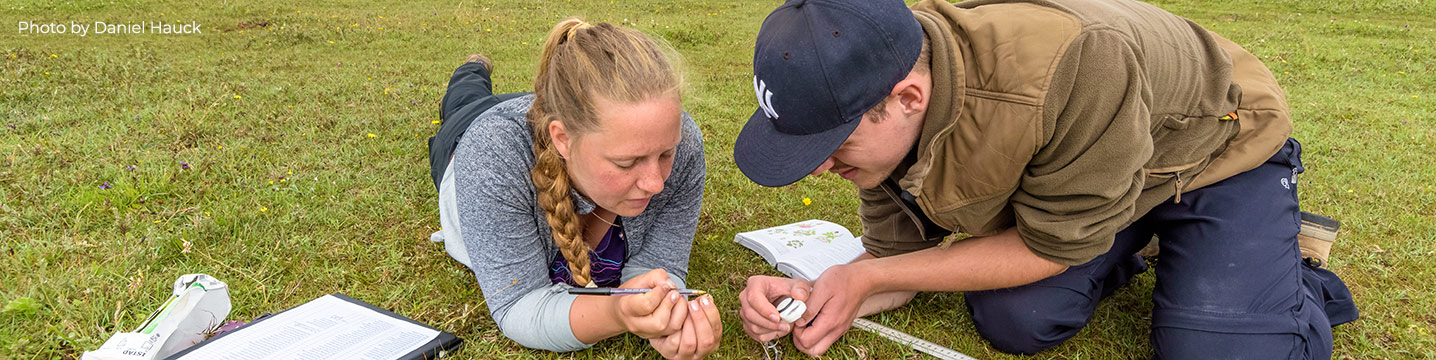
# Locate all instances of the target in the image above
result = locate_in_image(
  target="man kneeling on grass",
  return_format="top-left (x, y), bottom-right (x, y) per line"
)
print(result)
top-left (733, 0), bottom-right (1358, 358)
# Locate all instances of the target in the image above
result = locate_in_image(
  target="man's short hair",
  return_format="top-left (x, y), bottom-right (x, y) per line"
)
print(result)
top-left (865, 33), bottom-right (931, 123)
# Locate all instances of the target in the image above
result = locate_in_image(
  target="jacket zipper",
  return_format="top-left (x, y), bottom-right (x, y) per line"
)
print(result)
top-left (1173, 171), bottom-right (1184, 204)
top-left (881, 182), bottom-right (930, 241)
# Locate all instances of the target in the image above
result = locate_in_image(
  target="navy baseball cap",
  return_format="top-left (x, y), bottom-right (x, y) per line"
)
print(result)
top-left (734, 0), bottom-right (923, 187)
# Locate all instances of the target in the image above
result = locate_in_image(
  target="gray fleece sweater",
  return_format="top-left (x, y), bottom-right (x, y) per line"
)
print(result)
top-left (449, 95), bottom-right (705, 351)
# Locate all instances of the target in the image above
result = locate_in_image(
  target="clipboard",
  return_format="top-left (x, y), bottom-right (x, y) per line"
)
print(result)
top-left (166, 293), bottom-right (463, 360)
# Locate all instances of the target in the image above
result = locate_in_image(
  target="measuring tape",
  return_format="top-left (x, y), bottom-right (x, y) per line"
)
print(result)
top-left (850, 318), bottom-right (979, 360)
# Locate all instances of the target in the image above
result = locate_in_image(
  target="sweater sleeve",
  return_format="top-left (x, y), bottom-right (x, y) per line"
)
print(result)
top-left (450, 106), bottom-right (589, 352)
top-left (1010, 29), bottom-right (1152, 266)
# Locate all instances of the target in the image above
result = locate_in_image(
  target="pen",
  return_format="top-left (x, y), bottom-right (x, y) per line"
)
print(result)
top-left (568, 288), bottom-right (708, 296)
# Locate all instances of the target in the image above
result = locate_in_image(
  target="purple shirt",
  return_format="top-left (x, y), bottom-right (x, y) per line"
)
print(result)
top-left (549, 219), bottom-right (627, 287)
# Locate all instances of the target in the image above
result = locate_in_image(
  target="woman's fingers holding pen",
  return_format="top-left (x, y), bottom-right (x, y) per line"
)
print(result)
top-left (616, 269), bottom-right (680, 338)
top-left (620, 268), bottom-right (675, 314)
top-left (627, 289), bottom-right (682, 338)
top-left (643, 292), bottom-right (718, 359)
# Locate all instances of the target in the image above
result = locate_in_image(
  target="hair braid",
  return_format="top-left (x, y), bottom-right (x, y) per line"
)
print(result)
top-left (529, 126), bottom-right (591, 286)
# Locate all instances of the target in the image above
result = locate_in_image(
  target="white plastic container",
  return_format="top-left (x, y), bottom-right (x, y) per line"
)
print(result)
top-left (82, 274), bottom-right (231, 360)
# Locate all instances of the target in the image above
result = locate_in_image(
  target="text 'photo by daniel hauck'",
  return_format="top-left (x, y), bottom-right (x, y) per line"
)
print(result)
top-left (18, 21), bottom-right (203, 36)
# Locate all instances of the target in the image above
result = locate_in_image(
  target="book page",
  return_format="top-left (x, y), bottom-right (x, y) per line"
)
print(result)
top-left (173, 295), bottom-right (439, 360)
top-left (779, 236), bottom-right (865, 281)
top-left (740, 220), bottom-right (854, 260)
top-left (734, 220), bottom-right (864, 281)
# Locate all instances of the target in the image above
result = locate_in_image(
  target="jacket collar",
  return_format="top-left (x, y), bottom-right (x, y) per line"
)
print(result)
top-left (571, 189), bottom-right (597, 215)
top-left (895, 6), bottom-right (967, 196)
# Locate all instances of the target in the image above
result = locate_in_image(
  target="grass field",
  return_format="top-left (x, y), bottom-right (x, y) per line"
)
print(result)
top-left (2, 0), bottom-right (1433, 358)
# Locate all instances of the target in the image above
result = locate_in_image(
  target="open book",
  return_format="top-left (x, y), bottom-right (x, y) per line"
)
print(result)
top-left (734, 219), bottom-right (866, 281)
top-left (167, 294), bottom-right (461, 360)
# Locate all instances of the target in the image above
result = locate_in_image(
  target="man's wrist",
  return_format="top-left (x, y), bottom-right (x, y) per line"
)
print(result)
top-left (848, 260), bottom-right (883, 296)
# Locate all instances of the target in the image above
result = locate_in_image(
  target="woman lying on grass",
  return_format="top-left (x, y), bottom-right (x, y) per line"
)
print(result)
top-left (425, 17), bottom-right (719, 358)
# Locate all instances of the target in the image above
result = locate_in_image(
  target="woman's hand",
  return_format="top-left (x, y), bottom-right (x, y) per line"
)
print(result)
top-left (649, 294), bottom-right (722, 359)
top-left (613, 269), bottom-right (687, 339)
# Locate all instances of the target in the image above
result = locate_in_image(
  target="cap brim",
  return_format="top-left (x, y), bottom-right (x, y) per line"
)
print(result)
top-left (734, 108), bottom-right (862, 187)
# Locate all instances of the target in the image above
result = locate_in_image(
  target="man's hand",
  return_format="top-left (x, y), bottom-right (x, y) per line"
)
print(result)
top-left (648, 294), bottom-right (723, 359)
top-left (613, 268), bottom-right (687, 339)
top-left (792, 263), bottom-right (873, 357)
top-left (738, 275), bottom-right (811, 342)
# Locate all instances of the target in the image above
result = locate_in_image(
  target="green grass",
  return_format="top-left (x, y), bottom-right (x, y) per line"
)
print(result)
top-left (2, 0), bottom-right (1433, 358)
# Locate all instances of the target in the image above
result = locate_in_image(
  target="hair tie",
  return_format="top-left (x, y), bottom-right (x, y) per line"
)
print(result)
top-left (565, 22), bottom-right (588, 42)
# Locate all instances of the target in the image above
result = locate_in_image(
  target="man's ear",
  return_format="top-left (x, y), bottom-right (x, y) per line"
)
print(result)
top-left (549, 121), bottom-right (572, 159)
top-left (891, 74), bottom-right (929, 117)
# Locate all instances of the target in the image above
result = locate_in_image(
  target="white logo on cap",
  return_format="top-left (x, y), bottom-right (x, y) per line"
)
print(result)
top-left (754, 76), bottom-right (779, 119)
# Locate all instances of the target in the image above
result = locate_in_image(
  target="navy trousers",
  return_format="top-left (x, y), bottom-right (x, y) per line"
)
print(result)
top-left (428, 62), bottom-right (527, 190)
top-left (964, 138), bottom-right (1358, 359)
